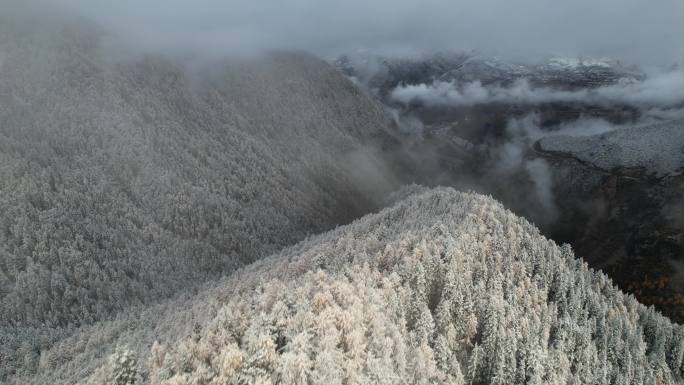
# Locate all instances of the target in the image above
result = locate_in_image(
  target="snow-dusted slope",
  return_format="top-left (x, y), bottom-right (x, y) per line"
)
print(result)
top-left (10, 188), bottom-right (682, 384)
top-left (0, 10), bottom-right (397, 373)
top-left (537, 120), bottom-right (684, 178)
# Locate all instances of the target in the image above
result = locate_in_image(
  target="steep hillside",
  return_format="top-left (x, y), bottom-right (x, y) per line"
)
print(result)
top-left (336, 51), bottom-right (684, 322)
top-left (0, 10), bottom-right (397, 373)
top-left (8, 188), bottom-right (683, 384)
top-left (536, 120), bottom-right (684, 320)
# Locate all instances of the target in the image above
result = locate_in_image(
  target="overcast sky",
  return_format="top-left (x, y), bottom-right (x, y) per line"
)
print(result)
top-left (38, 0), bottom-right (684, 64)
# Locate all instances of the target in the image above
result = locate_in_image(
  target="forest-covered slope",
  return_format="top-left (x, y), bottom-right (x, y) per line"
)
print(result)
top-left (2, 7), bottom-right (683, 385)
top-left (8, 188), bottom-right (683, 384)
top-left (0, 12), bottom-right (395, 330)
top-left (0, 10), bottom-right (401, 379)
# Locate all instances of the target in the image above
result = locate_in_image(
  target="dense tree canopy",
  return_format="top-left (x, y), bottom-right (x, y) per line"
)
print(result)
top-left (2, 9), bottom-right (682, 385)
top-left (7, 188), bottom-right (683, 384)
top-left (0, 13), bottom-right (397, 380)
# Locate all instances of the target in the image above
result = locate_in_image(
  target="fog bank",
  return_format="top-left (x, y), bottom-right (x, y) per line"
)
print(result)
top-left (35, 0), bottom-right (683, 65)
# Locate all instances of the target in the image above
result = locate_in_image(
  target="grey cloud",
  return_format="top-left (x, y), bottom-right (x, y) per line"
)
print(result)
top-left (524, 158), bottom-right (557, 222)
top-left (483, 113), bottom-right (631, 226)
top-left (391, 69), bottom-right (684, 110)
top-left (28, 0), bottom-right (682, 64)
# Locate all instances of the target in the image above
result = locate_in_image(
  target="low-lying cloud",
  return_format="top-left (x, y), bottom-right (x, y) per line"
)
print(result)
top-left (391, 69), bottom-right (684, 111)
top-left (16, 0), bottom-right (678, 65)
top-left (485, 114), bottom-right (615, 224)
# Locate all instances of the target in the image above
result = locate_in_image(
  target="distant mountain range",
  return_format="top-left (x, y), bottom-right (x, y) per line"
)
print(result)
top-left (336, 52), bottom-right (645, 97)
